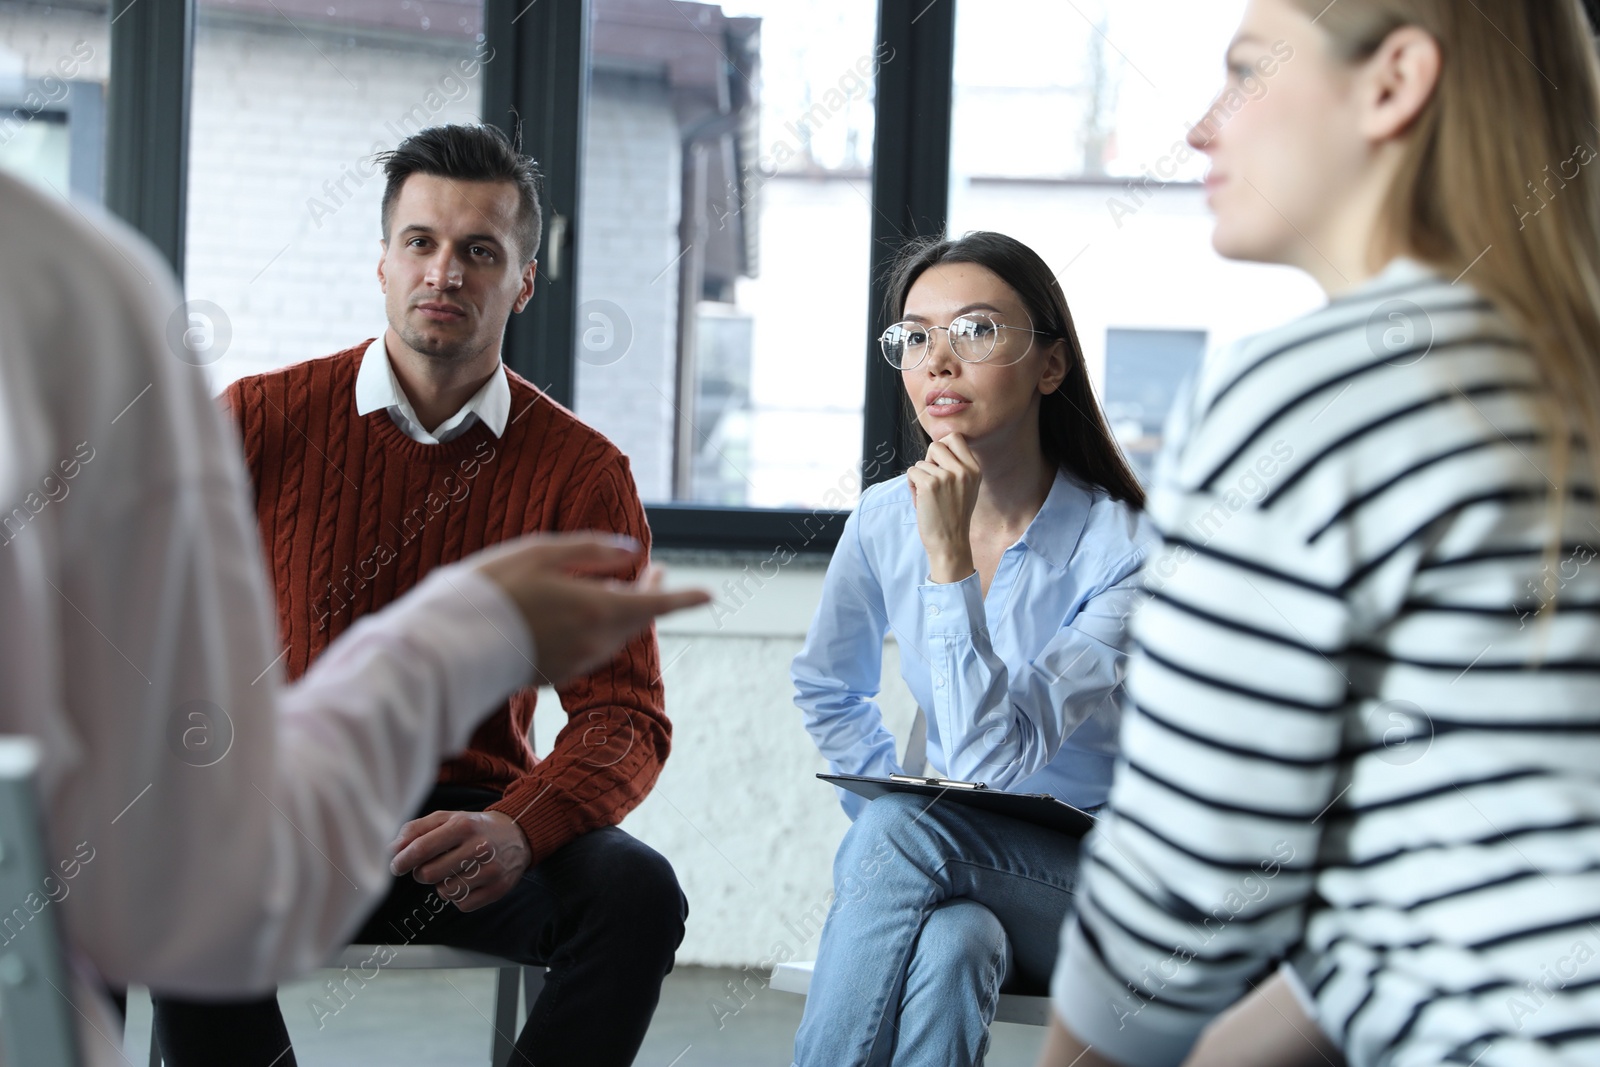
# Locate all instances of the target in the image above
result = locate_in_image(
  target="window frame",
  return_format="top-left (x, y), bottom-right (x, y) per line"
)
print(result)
top-left (483, 0), bottom-right (586, 411)
top-left (105, 0), bottom-right (959, 552)
top-left (106, 0), bottom-right (193, 275)
top-left (481, 0), bottom-right (956, 552)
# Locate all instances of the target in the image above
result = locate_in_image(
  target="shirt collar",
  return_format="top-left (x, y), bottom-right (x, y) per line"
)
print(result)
top-left (1326, 255), bottom-right (1439, 307)
top-left (353, 335), bottom-right (510, 443)
top-left (1015, 469), bottom-right (1095, 570)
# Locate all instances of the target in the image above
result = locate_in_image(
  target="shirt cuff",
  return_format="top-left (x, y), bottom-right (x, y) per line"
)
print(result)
top-left (489, 778), bottom-right (580, 866)
top-left (917, 571), bottom-right (986, 636)
top-left (1051, 916), bottom-right (1208, 1067)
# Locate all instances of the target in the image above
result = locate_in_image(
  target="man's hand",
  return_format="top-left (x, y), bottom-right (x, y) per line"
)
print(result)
top-left (471, 534), bottom-right (710, 688)
top-left (390, 809), bottom-right (531, 912)
top-left (906, 433), bottom-right (982, 584)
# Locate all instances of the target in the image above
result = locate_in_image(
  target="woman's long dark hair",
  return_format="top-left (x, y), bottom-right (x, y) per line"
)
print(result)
top-left (885, 231), bottom-right (1146, 509)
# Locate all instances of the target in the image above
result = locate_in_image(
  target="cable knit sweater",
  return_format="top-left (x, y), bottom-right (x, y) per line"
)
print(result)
top-left (222, 340), bottom-right (667, 864)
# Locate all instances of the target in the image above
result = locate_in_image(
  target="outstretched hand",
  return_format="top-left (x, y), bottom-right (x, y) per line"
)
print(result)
top-left (906, 433), bottom-right (982, 584)
top-left (471, 534), bottom-right (710, 688)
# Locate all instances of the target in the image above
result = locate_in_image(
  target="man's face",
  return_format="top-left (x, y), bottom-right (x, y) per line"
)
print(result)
top-left (377, 173), bottom-right (535, 366)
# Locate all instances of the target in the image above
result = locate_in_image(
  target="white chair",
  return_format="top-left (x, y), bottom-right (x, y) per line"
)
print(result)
top-left (0, 737), bottom-right (81, 1065)
top-left (147, 946), bottom-right (544, 1067)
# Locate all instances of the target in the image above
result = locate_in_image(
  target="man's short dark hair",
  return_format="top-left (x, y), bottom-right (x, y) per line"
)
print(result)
top-left (375, 124), bottom-right (543, 264)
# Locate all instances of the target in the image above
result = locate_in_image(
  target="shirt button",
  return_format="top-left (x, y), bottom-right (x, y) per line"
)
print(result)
top-left (936, 679), bottom-right (946, 688)
top-left (928, 605), bottom-right (940, 617)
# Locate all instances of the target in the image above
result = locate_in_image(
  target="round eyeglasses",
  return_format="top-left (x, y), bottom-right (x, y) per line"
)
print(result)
top-left (879, 312), bottom-right (1052, 370)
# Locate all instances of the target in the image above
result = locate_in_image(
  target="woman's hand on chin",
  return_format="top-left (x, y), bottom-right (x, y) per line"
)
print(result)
top-left (907, 433), bottom-right (981, 583)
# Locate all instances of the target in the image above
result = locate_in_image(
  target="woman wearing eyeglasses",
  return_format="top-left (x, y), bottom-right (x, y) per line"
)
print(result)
top-left (789, 231), bottom-right (1154, 1066)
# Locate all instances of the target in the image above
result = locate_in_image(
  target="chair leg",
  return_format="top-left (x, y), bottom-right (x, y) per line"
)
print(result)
top-left (491, 966), bottom-right (519, 1067)
top-left (521, 966), bottom-right (544, 1018)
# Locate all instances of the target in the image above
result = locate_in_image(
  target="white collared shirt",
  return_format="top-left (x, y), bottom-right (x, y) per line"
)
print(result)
top-left (354, 335), bottom-right (510, 443)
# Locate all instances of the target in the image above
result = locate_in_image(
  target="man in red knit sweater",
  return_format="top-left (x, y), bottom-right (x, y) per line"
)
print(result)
top-left (151, 125), bottom-right (684, 1067)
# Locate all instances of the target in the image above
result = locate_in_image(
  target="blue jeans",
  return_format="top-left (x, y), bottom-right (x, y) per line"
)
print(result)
top-left (793, 792), bottom-right (1082, 1067)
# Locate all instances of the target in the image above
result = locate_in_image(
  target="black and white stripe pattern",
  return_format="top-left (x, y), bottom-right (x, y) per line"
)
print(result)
top-left (1052, 259), bottom-right (1600, 1067)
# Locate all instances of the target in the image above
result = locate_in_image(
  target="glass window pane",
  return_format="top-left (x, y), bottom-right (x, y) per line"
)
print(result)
top-left (1103, 327), bottom-right (1205, 481)
top-left (0, 1), bottom-right (107, 201)
top-left (948, 0), bottom-right (1323, 474)
top-left (186, 0), bottom-right (488, 391)
top-left (574, 0), bottom-right (879, 507)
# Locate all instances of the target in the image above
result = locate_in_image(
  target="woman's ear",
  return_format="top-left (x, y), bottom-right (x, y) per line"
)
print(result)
top-left (1039, 339), bottom-right (1070, 395)
top-left (1358, 25), bottom-right (1442, 143)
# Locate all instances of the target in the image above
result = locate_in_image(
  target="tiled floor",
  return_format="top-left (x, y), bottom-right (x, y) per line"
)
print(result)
top-left (121, 965), bottom-right (1047, 1066)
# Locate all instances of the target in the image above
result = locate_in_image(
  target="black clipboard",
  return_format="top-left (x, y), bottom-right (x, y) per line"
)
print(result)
top-left (819, 772), bottom-right (1097, 837)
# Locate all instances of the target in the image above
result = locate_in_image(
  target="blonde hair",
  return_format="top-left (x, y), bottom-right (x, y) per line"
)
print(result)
top-left (1288, 0), bottom-right (1600, 500)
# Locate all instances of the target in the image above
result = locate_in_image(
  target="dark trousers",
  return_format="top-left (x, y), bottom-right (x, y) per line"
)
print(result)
top-left (151, 784), bottom-right (687, 1067)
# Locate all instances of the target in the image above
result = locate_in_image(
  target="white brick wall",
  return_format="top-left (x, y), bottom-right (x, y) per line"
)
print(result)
top-left (0, 7), bottom-right (107, 80)
top-left (573, 69), bottom-right (682, 502)
top-left (183, 20), bottom-right (487, 385)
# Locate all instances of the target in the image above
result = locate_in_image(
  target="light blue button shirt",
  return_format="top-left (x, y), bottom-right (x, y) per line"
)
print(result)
top-left (793, 470), bottom-right (1156, 818)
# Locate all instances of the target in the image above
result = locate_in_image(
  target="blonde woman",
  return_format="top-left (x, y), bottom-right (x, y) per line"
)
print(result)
top-left (1041, 1), bottom-right (1600, 1065)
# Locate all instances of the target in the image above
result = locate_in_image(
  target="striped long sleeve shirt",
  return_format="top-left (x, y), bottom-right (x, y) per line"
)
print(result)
top-left (1051, 257), bottom-right (1600, 1067)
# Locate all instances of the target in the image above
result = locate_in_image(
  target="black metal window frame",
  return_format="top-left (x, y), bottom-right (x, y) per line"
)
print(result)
top-left (105, 0), bottom-right (957, 554)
